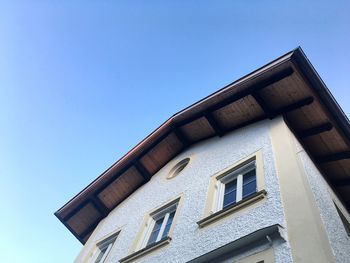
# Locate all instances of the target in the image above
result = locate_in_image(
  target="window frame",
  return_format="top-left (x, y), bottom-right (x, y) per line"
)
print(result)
top-left (90, 230), bottom-right (119, 263)
top-left (198, 150), bottom-right (266, 227)
top-left (138, 202), bottom-right (177, 250)
top-left (213, 160), bottom-right (257, 212)
top-left (124, 195), bottom-right (183, 262)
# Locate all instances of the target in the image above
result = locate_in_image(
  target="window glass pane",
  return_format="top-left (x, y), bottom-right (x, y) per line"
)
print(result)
top-left (223, 180), bottom-right (237, 208)
top-left (153, 217), bottom-right (164, 232)
top-left (161, 211), bottom-right (175, 239)
top-left (147, 217), bottom-right (164, 246)
top-left (242, 169), bottom-right (256, 199)
top-left (224, 179), bottom-right (237, 194)
top-left (243, 169), bottom-right (255, 184)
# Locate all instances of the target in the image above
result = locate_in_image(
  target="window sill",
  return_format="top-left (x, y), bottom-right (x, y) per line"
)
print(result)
top-left (197, 190), bottom-right (267, 228)
top-left (119, 237), bottom-right (171, 263)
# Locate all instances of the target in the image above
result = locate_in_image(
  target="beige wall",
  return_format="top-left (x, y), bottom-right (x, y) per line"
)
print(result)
top-left (269, 117), bottom-right (335, 263)
top-left (235, 247), bottom-right (274, 263)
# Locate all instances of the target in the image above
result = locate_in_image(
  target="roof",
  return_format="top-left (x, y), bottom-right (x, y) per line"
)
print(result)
top-left (55, 47), bottom-right (350, 244)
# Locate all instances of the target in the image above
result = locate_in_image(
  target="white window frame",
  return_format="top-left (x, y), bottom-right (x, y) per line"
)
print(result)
top-left (90, 232), bottom-right (118, 263)
top-left (213, 160), bottom-right (256, 212)
top-left (136, 203), bottom-right (177, 250)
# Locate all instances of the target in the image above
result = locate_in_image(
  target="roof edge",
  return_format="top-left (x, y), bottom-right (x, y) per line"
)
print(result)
top-left (291, 47), bottom-right (350, 146)
top-left (55, 48), bottom-right (297, 214)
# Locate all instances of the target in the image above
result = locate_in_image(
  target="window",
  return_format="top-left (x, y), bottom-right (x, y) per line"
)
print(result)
top-left (138, 202), bottom-right (178, 250)
top-left (121, 196), bottom-right (182, 263)
top-left (119, 199), bottom-right (181, 263)
top-left (214, 160), bottom-right (257, 212)
top-left (167, 158), bottom-right (190, 179)
top-left (92, 232), bottom-right (118, 263)
top-left (198, 151), bottom-right (266, 228)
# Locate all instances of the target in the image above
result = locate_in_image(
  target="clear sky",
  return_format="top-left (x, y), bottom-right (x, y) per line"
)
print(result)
top-left (0, 1), bottom-right (349, 262)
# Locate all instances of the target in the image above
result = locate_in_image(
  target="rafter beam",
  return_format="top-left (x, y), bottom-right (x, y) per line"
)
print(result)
top-left (133, 159), bottom-right (152, 182)
top-left (95, 164), bottom-right (133, 196)
top-left (62, 199), bottom-right (90, 221)
top-left (61, 195), bottom-right (109, 223)
top-left (209, 67), bottom-right (294, 113)
top-left (251, 92), bottom-right (273, 118)
top-left (175, 67), bottom-right (294, 127)
top-left (299, 122), bottom-right (333, 138)
top-left (273, 97), bottom-right (314, 117)
top-left (90, 195), bottom-right (109, 217)
top-left (204, 112), bottom-right (226, 137)
top-left (172, 126), bottom-right (191, 148)
top-left (317, 151), bottom-right (350, 164)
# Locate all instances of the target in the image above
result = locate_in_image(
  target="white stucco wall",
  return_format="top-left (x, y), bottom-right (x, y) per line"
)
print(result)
top-left (295, 137), bottom-right (350, 263)
top-left (75, 120), bottom-right (293, 263)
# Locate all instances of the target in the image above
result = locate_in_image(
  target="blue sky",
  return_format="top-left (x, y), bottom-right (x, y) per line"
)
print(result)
top-left (0, 1), bottom-right (349, 262)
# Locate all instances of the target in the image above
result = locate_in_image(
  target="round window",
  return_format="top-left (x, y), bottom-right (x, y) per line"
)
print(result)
top-left (167, 158), bottom-right (190, 179)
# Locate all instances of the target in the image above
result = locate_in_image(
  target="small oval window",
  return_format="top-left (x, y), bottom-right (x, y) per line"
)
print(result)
top-left (167, 158), bottom-right (190, 179)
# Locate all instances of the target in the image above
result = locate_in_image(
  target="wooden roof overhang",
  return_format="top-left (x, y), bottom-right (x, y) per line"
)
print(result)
top-left (55, 47), bottom-right (350, 244)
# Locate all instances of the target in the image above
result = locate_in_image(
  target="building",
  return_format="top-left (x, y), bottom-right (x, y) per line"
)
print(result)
top-left (55, 48), bottom-right (350, 263)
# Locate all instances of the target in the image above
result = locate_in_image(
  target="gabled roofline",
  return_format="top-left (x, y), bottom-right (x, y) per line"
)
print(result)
top-left (56, 47), bottom-right (350, 243)
top-left (56, 49), bottom-right (296, 214)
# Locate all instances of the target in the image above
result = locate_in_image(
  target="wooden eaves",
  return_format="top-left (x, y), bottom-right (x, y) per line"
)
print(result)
top-left (55, 47), bottom-right (350, 244)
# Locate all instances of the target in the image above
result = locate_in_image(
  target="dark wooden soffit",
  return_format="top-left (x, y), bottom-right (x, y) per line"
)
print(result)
top-left (55, 47), bottom-right (350, 244)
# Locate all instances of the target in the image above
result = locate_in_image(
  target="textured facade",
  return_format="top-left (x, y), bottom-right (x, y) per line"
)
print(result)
top-left (296, 138), bottom-right (350, 262)
top-left (74, 118), bottom-right (350, 263)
